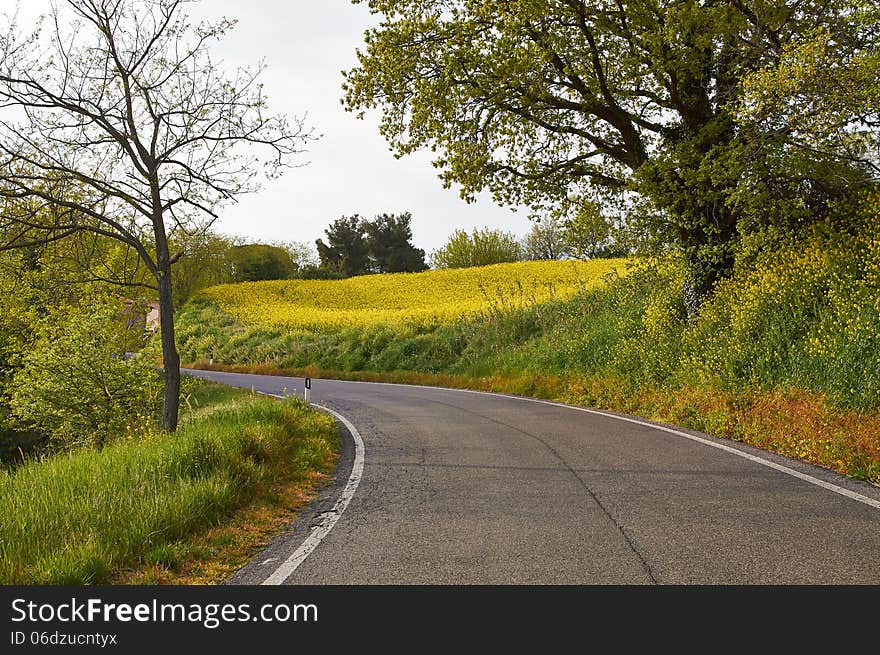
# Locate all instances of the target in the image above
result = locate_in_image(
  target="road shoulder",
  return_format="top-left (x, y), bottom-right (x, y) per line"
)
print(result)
top-left (227, 411), bottom-right (357, 585)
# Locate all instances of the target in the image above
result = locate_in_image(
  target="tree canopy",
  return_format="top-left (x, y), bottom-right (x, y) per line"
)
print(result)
top-left (228, 244), bottom-right (297, 282)
top-left (317, 212), bottom-right (427, 275)
top-left (316, 215), bottom-right (371, 276)
top-left (735, 3), bottom-right (879, 187)
top-left (522, 217), bottom-right (570, 261)
top-left (343, 0), bottom-right (877, 308)
top-left (364, 212), bottom-right (428, 273)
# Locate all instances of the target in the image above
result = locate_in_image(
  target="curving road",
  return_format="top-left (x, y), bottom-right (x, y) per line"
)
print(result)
top-left (185, 369), bottom-right (880, 584)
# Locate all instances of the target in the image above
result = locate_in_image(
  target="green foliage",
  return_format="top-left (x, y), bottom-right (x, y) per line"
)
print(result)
top-left (431, 227), bottom-right (523, 269)
top-left (169, 232), bottom-right (235, 306)
top-left (316, 213), bottom-right (427, 276)
top-left (9, 296), bottom-right (163, 449)
top-left (0, 250), bottom-right (92, 462)
top-left (522, 217), bottom-right (570, 261)
top-left (343, 0), bottom-right (872, 304)
top-left (364, 212), bottom-right (428, 273)
top-left (169, 233), bottom-right (321, 298)
top-left (0, 393), bottom-right (338, 584)
top-left (228, 243), bottom-right (297, 282)
top-left (560, 203), bottom-right (619, 259)
top-left (316, 215), bottom-right (371, 276)
top-left (0, 260), bottom-right (42, 462)
top-left (682, 215), bottom-right (880, 408)
top-left (736, 6), bottom-right (879, 176)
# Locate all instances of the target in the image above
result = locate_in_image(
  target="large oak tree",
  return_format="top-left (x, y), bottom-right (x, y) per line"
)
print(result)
top-left (343, 0), bottom-right (875, 310)
top-left (0, 0), bottom-right (311, 430)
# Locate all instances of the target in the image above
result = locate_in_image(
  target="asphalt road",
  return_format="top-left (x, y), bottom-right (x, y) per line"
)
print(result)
top-left (185, 369), bottom-right (880, 584)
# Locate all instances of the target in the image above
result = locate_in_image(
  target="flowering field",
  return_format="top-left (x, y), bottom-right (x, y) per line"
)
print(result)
top-left (201, 259), bottom-right (628, 331)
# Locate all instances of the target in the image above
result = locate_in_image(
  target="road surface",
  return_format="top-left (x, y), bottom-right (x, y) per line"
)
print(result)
top-left (185, 369), bottom-right (880, 584)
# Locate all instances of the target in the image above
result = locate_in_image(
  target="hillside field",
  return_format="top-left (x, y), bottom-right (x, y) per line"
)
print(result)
top-left (202, 259), bottom-right (627, 330)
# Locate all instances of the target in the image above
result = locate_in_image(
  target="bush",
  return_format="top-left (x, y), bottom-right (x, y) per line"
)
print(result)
top-left (9, 296), bottom-right (163, 449)
top-left (430, 227), bottom-right (523, 269)
top-left (683, 220), bottom-right (880, 407)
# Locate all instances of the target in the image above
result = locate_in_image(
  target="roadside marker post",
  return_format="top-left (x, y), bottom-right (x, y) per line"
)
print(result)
top-left (304, 377), bottom-right (311, 405)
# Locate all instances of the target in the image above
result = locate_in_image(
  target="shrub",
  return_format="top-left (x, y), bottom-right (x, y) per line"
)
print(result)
top-left (430, 227), bottom-right (523, 269)
top-left (9, 296), bottom-right (162, 449)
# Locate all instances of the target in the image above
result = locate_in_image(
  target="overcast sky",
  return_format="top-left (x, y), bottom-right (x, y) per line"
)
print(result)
top-left (8, 0), bottom-right (532, 254)
top-left (177, 0), bottom-right (534, 254)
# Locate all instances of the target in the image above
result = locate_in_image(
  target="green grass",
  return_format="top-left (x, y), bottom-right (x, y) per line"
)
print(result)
top-left (0, 388), bottom-right (338, 584)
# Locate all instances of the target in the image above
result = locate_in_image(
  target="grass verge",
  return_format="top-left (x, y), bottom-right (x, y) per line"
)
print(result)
top-left (0, 383), bottom-right (339, 584)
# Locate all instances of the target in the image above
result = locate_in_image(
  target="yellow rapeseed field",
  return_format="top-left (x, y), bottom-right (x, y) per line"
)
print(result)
top-left (202, 259), bottom-right (628, 331)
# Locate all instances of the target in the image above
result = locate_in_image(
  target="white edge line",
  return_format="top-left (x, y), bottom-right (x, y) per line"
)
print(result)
top-left (311, 378), bottom-right (880, 512)
top-left (255, 393), bottom-right (365, 585)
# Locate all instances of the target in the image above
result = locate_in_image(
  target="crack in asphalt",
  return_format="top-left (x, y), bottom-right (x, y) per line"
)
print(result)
top-left (421, 397), bottom-right (659, 584)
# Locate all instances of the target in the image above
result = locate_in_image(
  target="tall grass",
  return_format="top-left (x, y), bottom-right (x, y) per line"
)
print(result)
top-left (0, 395), bottom-right (337, 584)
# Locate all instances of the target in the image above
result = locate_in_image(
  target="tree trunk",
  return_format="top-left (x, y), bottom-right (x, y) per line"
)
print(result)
top-left (157, 267), bottom-right (180, 431)
top-left (151, 180), bottom-right (180, 432)
top-left (680, 202), bottom-right (738, 317)
top-left (681, 254), bottom-right (722, 318)
top-left (148, 168), bottom-right (181, 432)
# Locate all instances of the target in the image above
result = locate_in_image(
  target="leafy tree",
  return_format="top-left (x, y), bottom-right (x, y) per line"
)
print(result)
top-left (169, 231), bottom-right (236, 306)
top-left (0, 239), bottom-right (160, 461)
top-left (522, 217), bottom-right (571, 261)
top-left (0, 256), bottom-right (40, 462)
top-left (562, 203), bottom-right (614, 260)
top-left (229, 243), bottom-right (296, 282)
top-left (365, 212), bottom-right (428, 273)
top-left (734, 4), bottom-right (879, 202)
top-left (343, 0), bottom-right (872, 309)
top-left (431, 227), bottom-right (522, 269)
top-left (316, 215), bottom-right (370, 276)
top-left (0, 1), bottom-right (310, 430)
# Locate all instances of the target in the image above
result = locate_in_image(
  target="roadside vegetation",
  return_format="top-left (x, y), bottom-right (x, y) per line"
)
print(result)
top-left (0, 247), bottom-right (340, 585)
top-left (179, 210), bottom-right (880, 484)
top-left (0, 382), bottom-right (338, 584)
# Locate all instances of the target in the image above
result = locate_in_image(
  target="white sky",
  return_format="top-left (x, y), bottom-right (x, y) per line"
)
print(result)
top-left (6, 0), bottom-right (532, 254)
top-left (198, 0), bottom-right (532, 254)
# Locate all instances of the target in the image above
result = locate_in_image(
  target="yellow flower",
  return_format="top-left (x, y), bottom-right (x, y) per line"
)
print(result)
top-left (203, 259), bottom-right (627, 331)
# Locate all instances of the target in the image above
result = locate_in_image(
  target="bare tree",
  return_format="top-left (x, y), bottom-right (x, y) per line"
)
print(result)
top-left (0, 0), bottom-right (311, 430)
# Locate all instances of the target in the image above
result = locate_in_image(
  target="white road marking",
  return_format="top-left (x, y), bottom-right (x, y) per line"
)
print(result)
top-left (256, 398), bottom-right (366, 585)
top-left (320, 378), bottom-right (880, 512)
